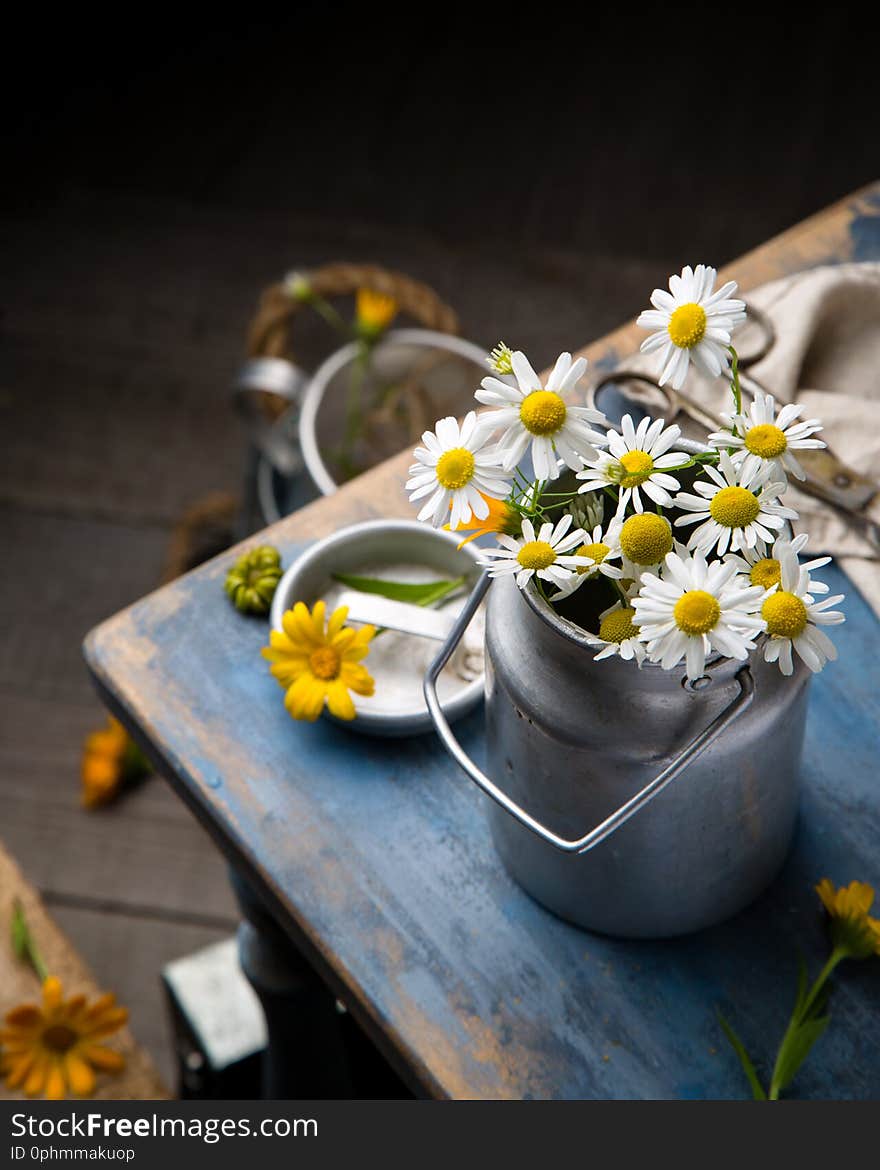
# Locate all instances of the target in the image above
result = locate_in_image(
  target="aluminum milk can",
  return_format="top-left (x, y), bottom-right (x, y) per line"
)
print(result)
top-left (426, 572), bottom-right (810, 939)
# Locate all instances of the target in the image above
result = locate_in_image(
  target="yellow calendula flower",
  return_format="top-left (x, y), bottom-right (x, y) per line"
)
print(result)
top-left (816, 879), bottom-right (880, 960)
top-left (0, 977), bottom-right (127, 1100)
top-left (262, 601), bottom-right (376, 722)
top-left (355, 287), bottom-right (398, 337)
top-left (445, 493), bottom-right (522, 548)
top-left (80, 717), bottom-right (149, 809)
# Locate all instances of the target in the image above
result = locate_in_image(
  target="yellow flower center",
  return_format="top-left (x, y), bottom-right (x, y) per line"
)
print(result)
top-left (519, 390), bottom-right (567, 436)
top-left (620, 513), bottom-right (673, 565)
top-left (762, 591), bottom-right (808, 638)
top-left (599, 607), bottom-right (640, 644)
top-left (575, 542), bottom-right (610, 573)
top-left (42, 1024), bottom-right (78, 1053)
top-left (744, 423), bottom-right (787, 459)
top-left (674, 590), bottom-right (720, 636)
top-left (436, 447), bottom-right (475, 490)
top-left (749, 557), bottom-right (781, 589)
top-left (709, 485), bottom-right (761, 528)
top-left (517, 540), bottom-right (557, 570)
top-left (667, 303), bottom-right (707, 349)
top-left (617, 449), bottom-right (654, 488)
top-left (309, 646), bottom-right (341, 680)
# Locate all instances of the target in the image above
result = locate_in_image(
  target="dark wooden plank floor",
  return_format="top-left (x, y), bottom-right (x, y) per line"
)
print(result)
top-left (1, 13), bottom-right (875, 1091)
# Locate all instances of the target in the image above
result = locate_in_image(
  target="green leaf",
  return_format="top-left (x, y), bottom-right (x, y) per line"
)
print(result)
top-left (718, 1011), bottom-right (768, 1100)
top-left (771, 1015), bottom-right (830, 1096)
top-left (332, 573), bottom-right (466, 608)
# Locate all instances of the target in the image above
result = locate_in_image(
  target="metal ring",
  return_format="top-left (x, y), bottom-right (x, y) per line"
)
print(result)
top-left (736, 301), bottom-right (776, 368)
top-left (232, 358), bottom-right (309, 475)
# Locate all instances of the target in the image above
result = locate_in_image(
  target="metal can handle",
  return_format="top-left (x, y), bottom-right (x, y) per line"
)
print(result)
top-left (424, 572), bottom-right (755, 855)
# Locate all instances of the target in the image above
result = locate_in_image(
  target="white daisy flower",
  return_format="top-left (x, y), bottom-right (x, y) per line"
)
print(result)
top-left (760, 540), bottom-right (845, 676)
top-left (553, 521), bottom-right (624, 599)
top-left (708, 391), bottom-right (825, 482)
top-left (478, 513), bottom-right (590, 590)
top-left (674, 451), bottom-right (798, 557)
top-left (576, 414), bottom-right (689, 515)
top-left (725, 532), bottom-right (831, 594)
top-left (476, 350), bottom-right (607, 481)
top-left (406, 412), bottom-right (511, 529)
top-left (637, 264), bottom-right (746, 389)
top-left (632, 549), bottom-right (767, 681)
top-left (584, 601), bottom-right (648, 665)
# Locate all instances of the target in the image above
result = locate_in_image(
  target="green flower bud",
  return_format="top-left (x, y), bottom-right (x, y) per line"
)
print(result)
top-left (224, 545), bottom-right (283, 616)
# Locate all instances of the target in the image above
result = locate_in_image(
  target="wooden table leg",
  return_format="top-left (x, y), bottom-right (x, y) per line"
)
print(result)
top-left (231, 869), bottom-right (354, 1099)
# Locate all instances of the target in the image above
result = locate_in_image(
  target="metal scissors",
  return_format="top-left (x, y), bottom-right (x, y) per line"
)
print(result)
top-left (584, 303), bottom-right (880, 553)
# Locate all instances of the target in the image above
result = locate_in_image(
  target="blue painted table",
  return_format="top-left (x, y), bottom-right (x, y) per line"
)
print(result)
top-left (85, 186), bottom-right (880, 1099)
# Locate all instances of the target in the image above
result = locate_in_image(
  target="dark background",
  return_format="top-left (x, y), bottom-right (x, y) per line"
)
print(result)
top-left (0, 10), bottom-right (876, 1087)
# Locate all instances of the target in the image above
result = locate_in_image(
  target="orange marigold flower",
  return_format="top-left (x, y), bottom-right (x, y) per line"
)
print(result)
top-left (445, 493), bottom-right (522, 548)
top-left (355, 287), bottom-right (398, 337)
top-left (0, 977), bottom-right (127, 1100)
top-left (816, 878), bottom-right (880, 960)
top-left (80, 717), bottom-right (149, 809)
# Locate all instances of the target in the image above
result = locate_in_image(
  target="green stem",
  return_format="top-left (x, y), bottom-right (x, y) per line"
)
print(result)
top-left (612, 578), bottom-right (631, 605)
top-left (335, 343), bottom-right (371, 477)
top-left (767, 947), bottom-right (846, 1101)
top-left (728, 344), bottom-right (743, 431)
top-left (11, 899), bottom-right (48, 982)
top-left (799, 947), bottom-right (846, 1024)
top-left (308, 292), bottom-right (353, 338)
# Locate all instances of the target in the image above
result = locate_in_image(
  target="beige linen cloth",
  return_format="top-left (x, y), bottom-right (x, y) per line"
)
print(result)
top-left (617, 262), bottom-right (880, 614)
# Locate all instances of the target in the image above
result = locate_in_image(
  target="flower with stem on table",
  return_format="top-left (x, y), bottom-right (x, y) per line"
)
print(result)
top-left (633, 549), bottom-right (767, 680)
top-left (725, 531), bottom-right (831, 594)
top-left (553, 521), bottom-right (625, 599)
top-left (80, 716), bottom-right (150, 809)
top-left (585, 602), bottom-right (647, 665)
top-left (721, 878), bottom-right (879, 1101)
top-left (637, 264), bottom-right (746, 389)
top-left (1, 979), bottom-right (128, 1100)
top-left (476, 350), bottom-right (607, 481)
top-left (478, 514), bottom-right (591, 591)
top-left (759, 540), bottom-right (845, 676)
top-left (674, 450), bottom-right (797, 557)
top-left (406, 413), bottom-right (511, 529)
top-left (2, 902), bottom-right (127, 1100)
top-left (709, 391), bottom-right (825, 483)
top-left (262, 601), bottom-right (376, 722)
top-left (577, 414), bottom-right (689, 515)
top-left (355, 287), bottom-right (399, 339)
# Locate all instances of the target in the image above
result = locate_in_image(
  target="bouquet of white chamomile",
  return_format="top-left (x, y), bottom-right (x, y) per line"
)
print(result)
top-left (406, 265), bottom-right (845, 681)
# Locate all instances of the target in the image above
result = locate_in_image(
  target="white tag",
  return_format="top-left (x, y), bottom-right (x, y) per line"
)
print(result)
top-left (336, 590), bottom-right (456, 640)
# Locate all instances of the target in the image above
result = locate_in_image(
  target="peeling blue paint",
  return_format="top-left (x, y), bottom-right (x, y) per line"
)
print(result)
top-left (86, 538), bottom-right (880, 1099)
top-left (850, 191), bottom-right (880, 262)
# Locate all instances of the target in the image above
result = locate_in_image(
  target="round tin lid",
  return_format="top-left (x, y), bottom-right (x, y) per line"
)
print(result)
top-left (271, 519), bottom-right (485, 736)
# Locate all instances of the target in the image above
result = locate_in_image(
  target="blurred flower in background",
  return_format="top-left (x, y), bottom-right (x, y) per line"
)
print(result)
top-left (1, 976), bottom-right (128, 1099)
top-left (80, 717), bottom-right (150, 809)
